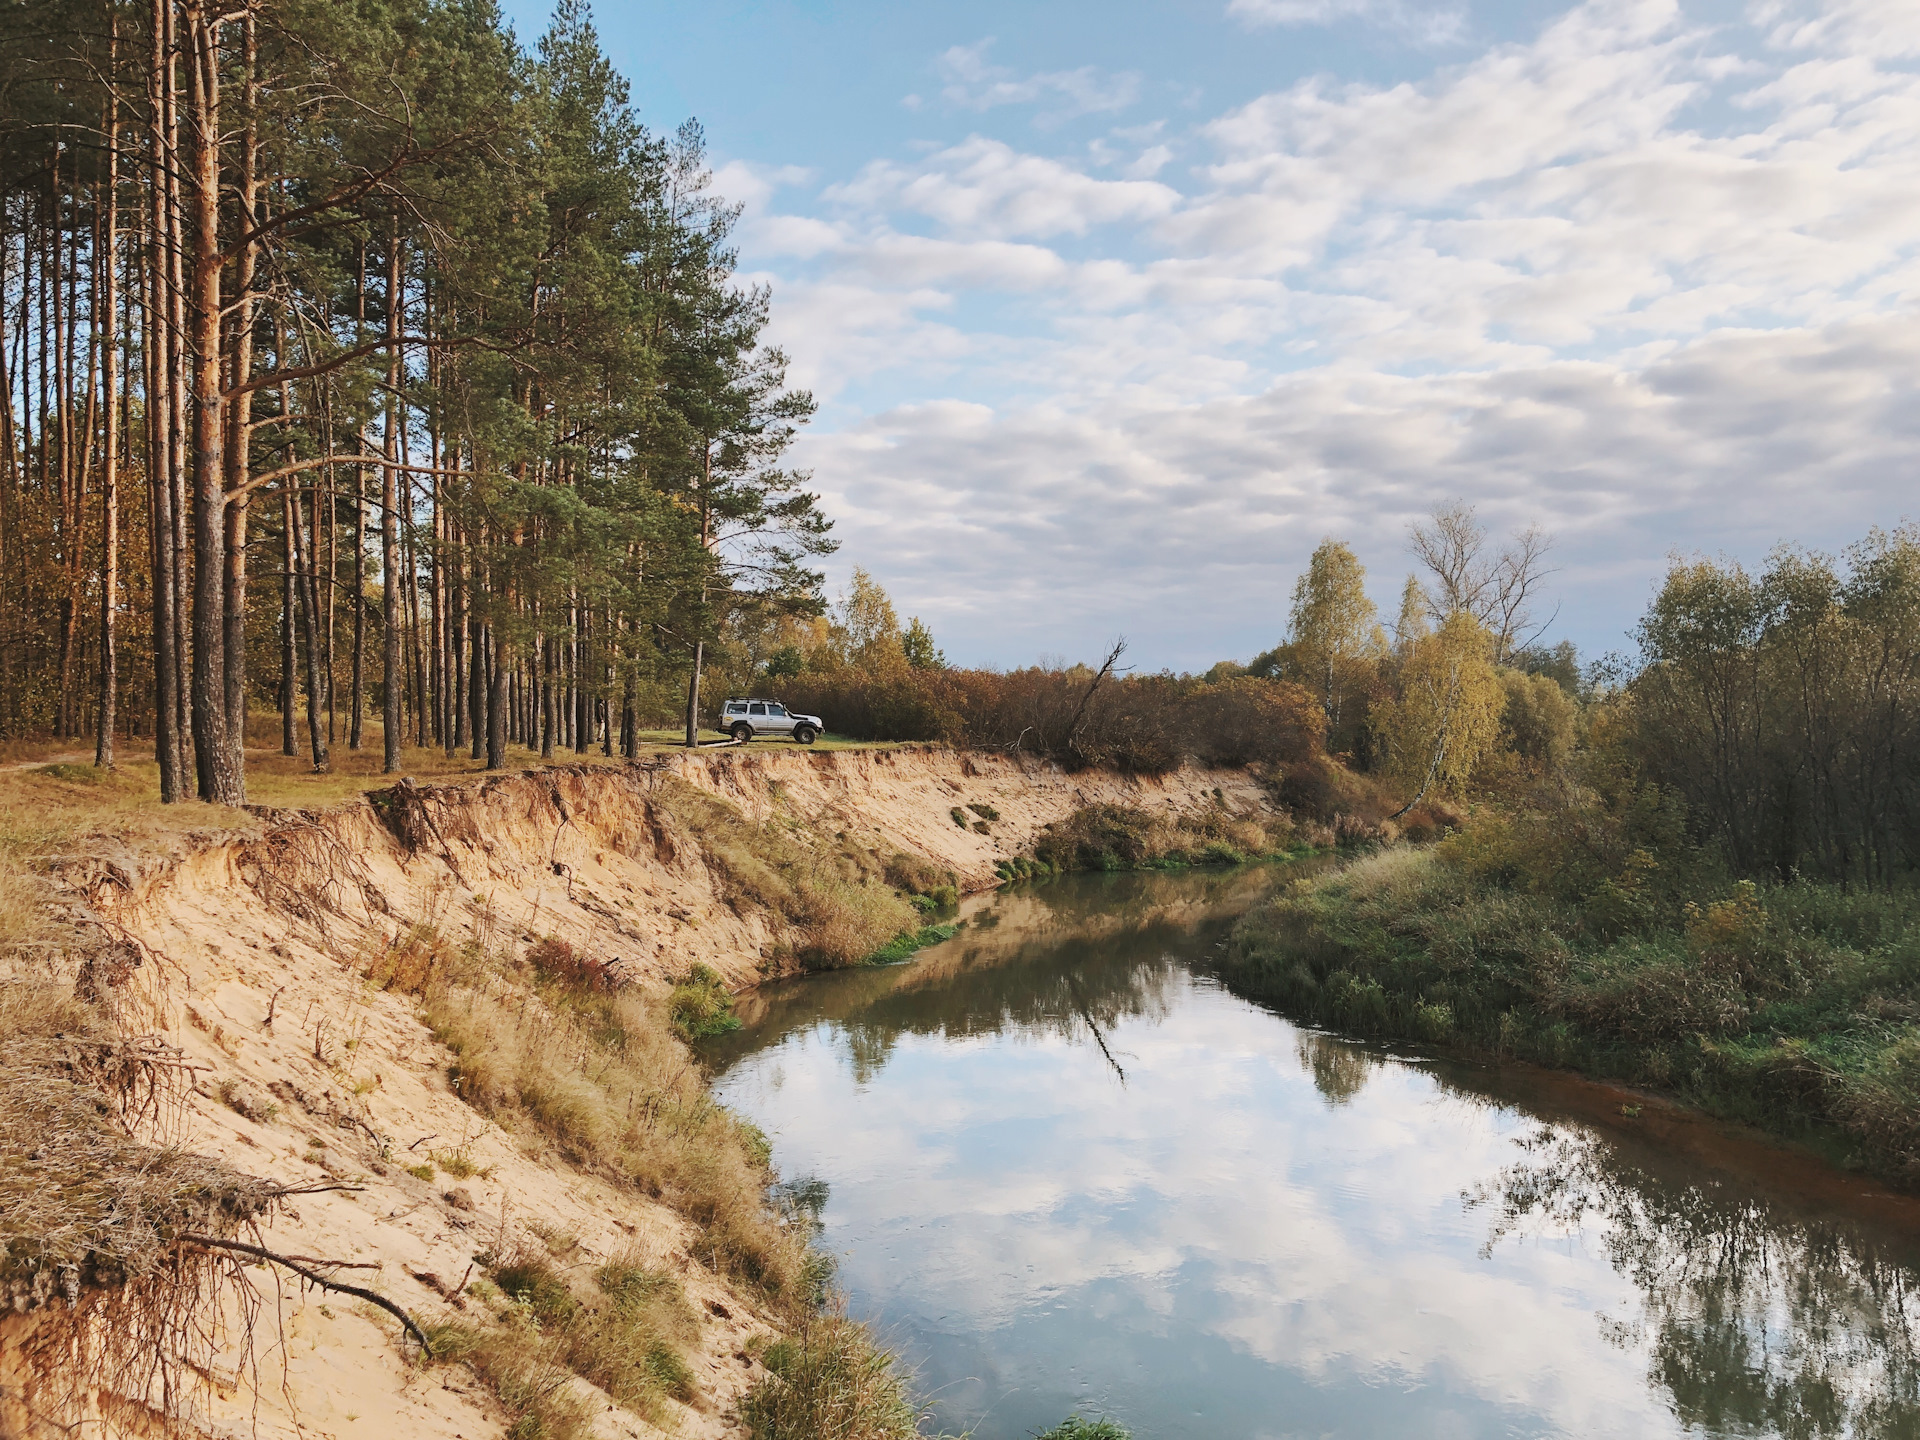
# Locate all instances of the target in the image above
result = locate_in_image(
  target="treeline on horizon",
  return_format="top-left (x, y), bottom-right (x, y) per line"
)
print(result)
top-left (0, 0), bottom-right (832, 806)
top-left (774, 508), bottom-right (1920, 892)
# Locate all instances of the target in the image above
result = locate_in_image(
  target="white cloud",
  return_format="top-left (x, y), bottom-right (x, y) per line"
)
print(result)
top-left (933, 38), bottom-right (1143, 120)
top-left (1228, 0), bottom-right (1470, 45)
top-left (827, 136), bottom-right (1180, 240)
top-left (730, 0), bottom-right (1920, 667)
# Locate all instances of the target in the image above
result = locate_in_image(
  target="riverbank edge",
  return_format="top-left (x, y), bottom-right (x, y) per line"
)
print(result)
top-left (1216, 846), bottom-right (1914, 1188)
top-left (6, 748), bottom-right (1291, 1437)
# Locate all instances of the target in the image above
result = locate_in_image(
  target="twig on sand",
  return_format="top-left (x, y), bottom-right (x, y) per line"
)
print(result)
top-left (181, 1234), bottom-right (433, 1357)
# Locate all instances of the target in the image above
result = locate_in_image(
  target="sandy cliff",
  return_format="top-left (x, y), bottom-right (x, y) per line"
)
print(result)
top-left (10, 746), bottom-right (1271, 1439)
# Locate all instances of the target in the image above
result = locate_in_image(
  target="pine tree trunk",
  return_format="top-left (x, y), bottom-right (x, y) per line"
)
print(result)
top-left (683, 639), bottom-right (703, 748)
top-left (486, 631), bottom-right (507, 769)
top-left (95, 42), bottom-right (121, 770)
top-left (281, 494), bottom-right (297, 755)
top-left (288, 480), bottom-right (330, 771)
top-left (184, 1), bottom-right (242, 805)
top-left (144, 9), bottom-right (182, 799)
top-left (381, 229), bottom-right (402, 773)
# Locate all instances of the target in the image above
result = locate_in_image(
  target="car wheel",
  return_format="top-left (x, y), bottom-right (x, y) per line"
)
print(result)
top-left (730, 722), bottom-right (753, 743)
top-left (794, 725), bottom-right (817, 746)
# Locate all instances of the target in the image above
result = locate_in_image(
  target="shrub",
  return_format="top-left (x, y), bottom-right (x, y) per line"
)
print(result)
top-left (774, 667), bottom-right (1331, 777)
top-left (526, 937), bottom-right (614, 992)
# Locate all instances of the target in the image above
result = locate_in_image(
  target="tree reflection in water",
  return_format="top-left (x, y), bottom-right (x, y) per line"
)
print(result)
top-left (706, 866), bottom-right (1288, 1084)
top-left (1295, 1030), bottom-right (1380, 1106)
top-left (1468, 1125), bottom-right (1920, 1437)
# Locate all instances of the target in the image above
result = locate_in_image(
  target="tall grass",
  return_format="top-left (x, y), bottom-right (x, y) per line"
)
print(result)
top-left (406, 943), bottom-right (806, 1293)
top-left (427, 1245), bottom-right (699, 1438)
top-left (738, 1307), bottom-right (925, 1440)
top-left (402, 924), bottom-right (950, 1435)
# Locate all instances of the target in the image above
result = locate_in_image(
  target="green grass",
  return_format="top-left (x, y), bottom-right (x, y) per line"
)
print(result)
top-left (668, 963), bottom-right (744, 1039)
top-left (1221, 844), bottom-right (1920, 1185)
top-left (739, 1308), bottom-right (925, 1440)
top-left (862, 922), bottom-right (960, 966)
top-left (1035, 1420), bottom-right (1131, 1440)
top-left (1027, 803), bottom-right (1304, 876)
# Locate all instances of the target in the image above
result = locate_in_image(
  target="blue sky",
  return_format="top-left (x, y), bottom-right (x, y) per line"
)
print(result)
top-left (504, 0), bottom-right (1920, 671)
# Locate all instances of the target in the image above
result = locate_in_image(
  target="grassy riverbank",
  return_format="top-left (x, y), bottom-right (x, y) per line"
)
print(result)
top-left (1223, 837), bottom-right (1920, 1183)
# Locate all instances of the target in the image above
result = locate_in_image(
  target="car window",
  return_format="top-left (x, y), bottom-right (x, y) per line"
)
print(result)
top-left (769, 704), bottom-right (787, 717)
top-left (724, 703), bottom-right (742, 714)
top-left (749, 702), bottom-right (767, 716)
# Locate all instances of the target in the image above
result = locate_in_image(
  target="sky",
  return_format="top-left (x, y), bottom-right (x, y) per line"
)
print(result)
top-left (501, 0), bottom-right (1920, 672)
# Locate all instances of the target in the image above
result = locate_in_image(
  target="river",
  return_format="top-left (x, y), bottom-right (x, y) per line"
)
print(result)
top-left (702, 865), bottom-right (1920, 1439)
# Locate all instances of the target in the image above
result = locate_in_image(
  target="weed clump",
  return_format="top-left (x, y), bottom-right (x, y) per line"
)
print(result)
top-left (432, 1245), bottom-right (702, 1430)
top-left (863, 923), bottom-right (960, 966)
top-left (739, 1306), bottom-right (925, 1440)
top-left (1037, 1420), bottom-right (1132, 1440)
top-left (669, 964), bottom-right (742, 1039)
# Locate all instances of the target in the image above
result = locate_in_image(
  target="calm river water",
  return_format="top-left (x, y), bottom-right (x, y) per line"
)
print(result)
top-left (703, 866), bottom-right (1920, 1439)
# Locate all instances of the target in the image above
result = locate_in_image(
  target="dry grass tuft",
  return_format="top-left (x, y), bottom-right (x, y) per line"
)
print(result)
top-left (429, 1243), bottom-right (700, 1433)
top-left (648, 778), bottom-right (917, 969)
top-left (420, 936), bottom-right (807, 1299)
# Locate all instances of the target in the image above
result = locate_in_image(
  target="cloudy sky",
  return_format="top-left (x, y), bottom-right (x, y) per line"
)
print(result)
top-left (503, 0), bottom-right (1920, 671)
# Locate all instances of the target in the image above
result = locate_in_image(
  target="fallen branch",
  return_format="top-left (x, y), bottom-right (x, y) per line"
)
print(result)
top-left (180, 1235), bottom-right (432, 1357)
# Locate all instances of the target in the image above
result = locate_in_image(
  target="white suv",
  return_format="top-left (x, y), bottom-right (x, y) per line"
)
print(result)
top-left (721, 698), bottom-right (822, 745)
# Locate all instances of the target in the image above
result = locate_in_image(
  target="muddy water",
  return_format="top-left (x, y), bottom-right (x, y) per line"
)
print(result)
top-left (703, 867), bottom-right (1920, 1439)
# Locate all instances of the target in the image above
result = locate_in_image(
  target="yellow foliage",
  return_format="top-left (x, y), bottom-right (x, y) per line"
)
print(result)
top-left (1685, 880), bottom-right (1768, 953)
top-left (1380, 612), bottom-right (1505, 802)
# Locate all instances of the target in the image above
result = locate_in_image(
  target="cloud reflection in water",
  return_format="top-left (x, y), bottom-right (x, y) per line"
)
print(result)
top-left (709, 870), bottom-right (1920, 1439)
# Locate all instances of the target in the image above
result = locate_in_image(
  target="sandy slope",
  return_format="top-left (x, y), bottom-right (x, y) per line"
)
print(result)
top-left (21, 746), bottom-right (1268, 1438)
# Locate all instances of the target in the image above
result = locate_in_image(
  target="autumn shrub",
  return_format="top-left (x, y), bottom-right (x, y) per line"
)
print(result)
top-left (526, 936), bottom-right (614, 991)
top-left (774, 667), bottom-right (1330, 777)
